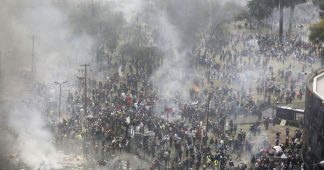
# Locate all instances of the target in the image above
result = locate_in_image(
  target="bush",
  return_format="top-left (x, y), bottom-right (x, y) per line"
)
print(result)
top-left (320, 2), bottom-right (324, 11)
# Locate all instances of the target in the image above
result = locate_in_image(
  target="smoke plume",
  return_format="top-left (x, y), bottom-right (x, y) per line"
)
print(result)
top-left (0, 0), bottom-right (93, 169)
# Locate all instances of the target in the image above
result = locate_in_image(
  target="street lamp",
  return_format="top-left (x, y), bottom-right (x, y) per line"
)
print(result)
top-left (54, 81), bottom-right (68, 122)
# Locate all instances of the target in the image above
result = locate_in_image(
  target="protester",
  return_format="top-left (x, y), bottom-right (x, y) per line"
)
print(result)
top-left (50, 27), bottom-right (314, 169)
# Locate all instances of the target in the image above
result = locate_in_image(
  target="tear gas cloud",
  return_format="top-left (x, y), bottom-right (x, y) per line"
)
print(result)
top-left (0, 0), bottom-right (93, 169)
top-left (0, 0), bottom-right (316, 169)
top-left (0, 1), bottom-right (246, 168)
top-left (271, 2), bottom-right (319, 40)
top-left (109, 0), bottom-right (246, 113)
top-left (0, 0), bottom-right (247, 167)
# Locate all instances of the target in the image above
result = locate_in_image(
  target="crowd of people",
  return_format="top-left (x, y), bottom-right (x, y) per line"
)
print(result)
top-left (251, 128), bottom-right (303, 169)
top-left (56, 73), bottom-right (254, 169)
top-left (46, 21), bottom-right (320, 169)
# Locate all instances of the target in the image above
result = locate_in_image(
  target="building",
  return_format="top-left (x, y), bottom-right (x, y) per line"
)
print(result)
top-left (275, 105), bottom-right (304, 121)
top-left (304, 68), bottom-right (324, 168)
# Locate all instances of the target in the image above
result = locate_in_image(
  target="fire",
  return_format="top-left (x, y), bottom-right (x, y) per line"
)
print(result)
top-left (192, 84), bottom-right (200, 93)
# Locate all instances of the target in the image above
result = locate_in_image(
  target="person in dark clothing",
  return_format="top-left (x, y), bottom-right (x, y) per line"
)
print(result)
top-left (229, 159), bottom-right (234, 169)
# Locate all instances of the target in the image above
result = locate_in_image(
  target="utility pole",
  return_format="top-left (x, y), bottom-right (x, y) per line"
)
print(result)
top-left (54, 81), bottom-right (67, 122)
top-left (91, 0), bottom-right (95, 16)
top-left (80, 63), bottom-right (90, 115)
top-left (0, 51), bottom-right (2, 79)
top-left (279, 0), bottom-right (284, 45)
top-left (31, 34), bottom-right (37, 77)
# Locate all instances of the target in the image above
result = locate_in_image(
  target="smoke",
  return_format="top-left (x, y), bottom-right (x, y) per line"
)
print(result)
top-left (106, 0), bottom-right (245, 115)
top-left (0, 0), bottom-right (252, 168)
top-left (149, 0), bottom-right (245, 114)
top-left (23, 2), bottom-right (94, 83)
top-left (9, 103), bottom-right (62, 170)
top-left (108, 0), bottom-right (144, 23)
top-left (149, 5), bottom-right (202, 114)
top-left (0, 0), bottom-right (94, 169)
top-left (271, 2), bottom-right (319, 40)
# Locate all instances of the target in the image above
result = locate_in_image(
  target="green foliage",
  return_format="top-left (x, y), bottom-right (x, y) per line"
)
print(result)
top-left (320, 2), bottom-right (324, 10)
top-left (313, 0), bottom-right (319, 5)
top-left (313, 0), bottom-right (324, 6)
top-left (69, 2), bottom-right (125, 52)
top-left (272, 0), bottom-right (306, 8)
top-left (163, 0), bottom-right (220, 46)
top-left (247, 0), bottom-right (306, 21)
top-left (67, 0), bottom-right (246, 70)
top-left (247, 0), bottom-right (274, 21)
top-left (309, 20), bottom-right (324, 43)
top-left (290, 0), bottom-right (307, 6)
top-left (234, 9), bottom-right (250, 21)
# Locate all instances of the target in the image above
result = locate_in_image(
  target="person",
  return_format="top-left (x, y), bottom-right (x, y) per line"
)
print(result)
top-left (251, 155), bottom-right (256, 166)
top-left (286, 127), bottom-right (290, 137)
top-left (264, 117), bottom-right (269, 130)
top-left (285, 136), bottom-right (289, 147)
top-left (275, 138), bottom-right (280, 146)
top-left (229, 159), bottom-right (234, 169)
top-left (238, 162), bottom-right (247, 170)
top-left (288, 161), bottom-right (295, 169)
top-left (301, 162), bottom-right (305, 170)
top-left (236, 150), bottom-right (242, 161)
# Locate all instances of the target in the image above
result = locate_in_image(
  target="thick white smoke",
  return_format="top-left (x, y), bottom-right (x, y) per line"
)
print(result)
top-left (22, 1), bottom-right (93, 84)
top-left (106, 0), bottom-right (196, 113)
top-left (106, 0), bottom-right (245, 115)
top-left (271, 2), bottom-right (319, 41)
top-left (107, 0), bottom-right (144, 22)
top-left (150, 11), bottom-right (196, 113)
top-left (0, 0), bottom-right (93, 169)
top-left (9, 104), bottom-right (61, 170)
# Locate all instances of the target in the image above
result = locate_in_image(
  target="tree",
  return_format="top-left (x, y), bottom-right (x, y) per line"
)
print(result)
top-left (271, 0), bottom-right (306, 41)
top-left (234, 9), bottom-right (250, 22)
top-left (287, 0), bottom-right (306, 37)
top-left (247, 0), bottom-right (274, 21)
top-left (68, 1), bottom-right (126, 66)
top-left (313, 0), bottom-right (324, 6)
top-left (248, 0), bottom-right (305, 43)
top-left (319, 2), bottom-right (324, 18)
top-left (247, 0), bottom-right (284, 42)
top-left (309, 19), bottom-right (324, 66)
top-left (309, 20), bottom-right (324, 44)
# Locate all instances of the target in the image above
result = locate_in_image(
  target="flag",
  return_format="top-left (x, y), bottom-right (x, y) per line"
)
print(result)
top-left (126, 116), bottom-right (130, 124)
top-left (118, 65), bottom-right (123, 77)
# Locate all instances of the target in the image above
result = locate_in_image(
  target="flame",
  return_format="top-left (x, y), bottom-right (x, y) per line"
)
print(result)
top-left (192, 84), bottom-right (200, 93)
